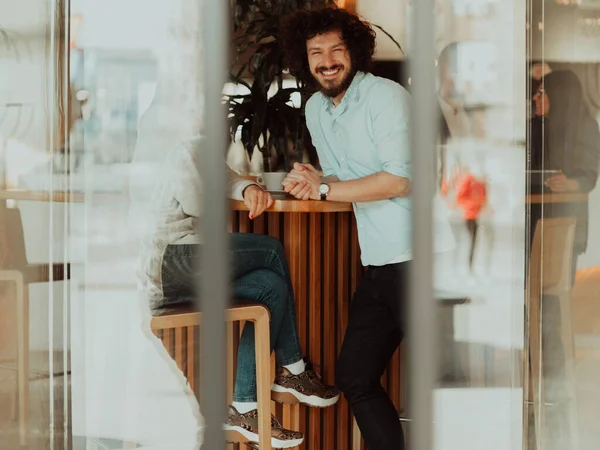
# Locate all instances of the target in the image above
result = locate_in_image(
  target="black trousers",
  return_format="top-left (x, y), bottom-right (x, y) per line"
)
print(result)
top-left (335, 262), bottom-right (408, 450)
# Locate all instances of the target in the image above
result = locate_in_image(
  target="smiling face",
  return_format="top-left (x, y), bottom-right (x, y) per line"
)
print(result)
top-left (306, 30), bottom-right (354, 104)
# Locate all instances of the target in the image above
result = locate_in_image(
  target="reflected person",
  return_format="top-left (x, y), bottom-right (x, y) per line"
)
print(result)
top-left (532, 70), bottom-right (600, 279)
top-left (531, 70), bottom-right (600, 443)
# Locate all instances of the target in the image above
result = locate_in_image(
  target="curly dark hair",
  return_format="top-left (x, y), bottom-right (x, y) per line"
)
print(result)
top-left (280, 7), bottom-right (376, 89)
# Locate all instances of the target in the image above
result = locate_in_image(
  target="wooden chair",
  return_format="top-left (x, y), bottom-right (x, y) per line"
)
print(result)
top-left (525, 217), bottom-right (578, 450)
top-left (150, 303), bottom-right (273, 450)
top-left (0, 206), bottom-right (70, 446)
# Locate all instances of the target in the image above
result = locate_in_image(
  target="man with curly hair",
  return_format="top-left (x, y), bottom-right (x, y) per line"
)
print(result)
top-left (280, 6), bottom-right (453, 450)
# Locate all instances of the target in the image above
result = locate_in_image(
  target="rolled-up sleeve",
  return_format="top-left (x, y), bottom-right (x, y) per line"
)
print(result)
top-left (370, 83), bottom-right (412, 181)
top-left (229, 168), bottom-right (258, 200)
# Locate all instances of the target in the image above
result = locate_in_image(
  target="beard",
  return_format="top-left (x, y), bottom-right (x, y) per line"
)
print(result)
top-left (314, 64), bottom-right (356, 99)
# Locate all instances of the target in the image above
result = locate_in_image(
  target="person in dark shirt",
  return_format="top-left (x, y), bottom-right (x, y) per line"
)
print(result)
top-left (531, 70), bottom-right (600, 277)
top-left (530, 71), bottom-right (600, 437)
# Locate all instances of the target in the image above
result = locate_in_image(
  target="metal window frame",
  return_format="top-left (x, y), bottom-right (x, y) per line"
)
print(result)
top-left (198, 1), bottom-right (231, 449)
top-left (408, 1), bottom-right (436, 450)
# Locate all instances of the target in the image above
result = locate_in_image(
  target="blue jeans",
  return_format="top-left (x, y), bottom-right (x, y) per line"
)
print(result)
top-left (159, 233), bottom-right (303, 402)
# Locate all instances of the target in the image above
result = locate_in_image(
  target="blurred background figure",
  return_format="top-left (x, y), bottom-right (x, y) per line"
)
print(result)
top-left (531, 70), bottom-right (600, 278)
top-left (530, 69), bottom-right (600, 449)
top-left (441, 159), bottom-right (489, 275)
top-left (455, 168), bottom-right (488, 273)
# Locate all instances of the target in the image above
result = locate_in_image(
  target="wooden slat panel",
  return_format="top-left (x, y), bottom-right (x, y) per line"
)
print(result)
top-left (350, 216), bottom-right (361, 293)
top-left (352, 419), bottom-right (362, 450)
top-left (308, 213), bottom-right (323, 450)
top-left (187, 326), bottom-right (197, 396)
top-left (398, 342), bottom-right (407, 415)
top-left (284, 213), bottom-right (308, 448)
top-left (251, 212), bottom-right (266, 235)
top-left (229, 209), bottom-right (238, 233)
top-left (267, 212), bottom-right (281, 240)
top-left (322, 214), bottom-right (337, 450)
top-left (270, 205), bottom-right (282, 434)
top-left (337, 213), bottom-right (351, 450)
top-left (175, 327), bottom-right (184, 374)
top-left (163, 329), bottom-right (173, 358)
top-left (389, 348), bottom-right (401, 411)
top-left (239, 211), bottom-right (251, 234)
top-left (381, 366), bottom-right (389, 396)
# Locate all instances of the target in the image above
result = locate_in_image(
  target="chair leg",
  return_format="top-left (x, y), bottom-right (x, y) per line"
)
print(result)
top-left (352, 417), bottom-right (362, 450)
top-left (16, 278), bottom-right (29, 447)
top-left (253, 313), bottom-right (272, 450)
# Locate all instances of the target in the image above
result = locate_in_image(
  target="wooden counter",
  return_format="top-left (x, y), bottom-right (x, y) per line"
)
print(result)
top-left (2, 189), bottom-right (587, 206)
top-left (231, 198), bottom-right (352, 213)
top-left (229, 198), bottom-right (374, 450)
top-left (527, 192), bottom-right (588, 204)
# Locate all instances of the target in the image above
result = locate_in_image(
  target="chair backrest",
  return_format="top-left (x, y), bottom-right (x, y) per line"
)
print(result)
top-left (0, 206), bottom-right (28, 269)
top-left (529, 217), bottom-right (577, 296)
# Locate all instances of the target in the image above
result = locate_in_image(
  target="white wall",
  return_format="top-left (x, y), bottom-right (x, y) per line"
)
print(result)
top-left (531, 3), bottom-right (600, 62)
top-left (356, 0), bottom-right (408, 59)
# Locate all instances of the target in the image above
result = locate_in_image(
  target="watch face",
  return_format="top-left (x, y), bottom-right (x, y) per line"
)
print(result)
top-left (319, 184), bottom-right (329, 195)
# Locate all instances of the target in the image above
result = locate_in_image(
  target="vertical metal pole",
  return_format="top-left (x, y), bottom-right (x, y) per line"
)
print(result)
top-left (408, 0), bottom-right (436, 449)
top-left (62, 1), bottom-right (71, 447)
top-left (48, 1), bottom-right (59, 447)
top-left (199, 0), bottom-right (230, 449)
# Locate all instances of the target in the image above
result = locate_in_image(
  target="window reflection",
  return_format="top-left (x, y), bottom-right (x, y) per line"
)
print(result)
top-left (2, 0), bottom-right (600, 449)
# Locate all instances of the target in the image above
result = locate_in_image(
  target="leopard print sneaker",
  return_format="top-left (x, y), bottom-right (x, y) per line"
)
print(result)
top-left (224, 405), bottom-right (304, 449)
top-left (271, 362), bottom-right (340, 408)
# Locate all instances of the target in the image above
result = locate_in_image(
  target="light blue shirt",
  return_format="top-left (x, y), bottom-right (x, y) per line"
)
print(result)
top-left (305, 72), bottom-right (413, 266)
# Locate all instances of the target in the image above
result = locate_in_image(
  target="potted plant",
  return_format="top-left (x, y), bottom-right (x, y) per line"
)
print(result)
top-left (226, 0), bottom-right (336, 178)
top-left (225, 0), bottom-right (404, 180)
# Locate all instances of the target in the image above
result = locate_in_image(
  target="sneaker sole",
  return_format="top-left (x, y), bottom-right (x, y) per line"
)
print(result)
top-left (271, 385), bottom-right (340, 408)
top-left (224, 425), bottom-right (303, 449)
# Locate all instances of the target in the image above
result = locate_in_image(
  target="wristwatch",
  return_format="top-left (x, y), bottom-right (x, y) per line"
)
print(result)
top-left (319, 183), bottom-right (330, 200)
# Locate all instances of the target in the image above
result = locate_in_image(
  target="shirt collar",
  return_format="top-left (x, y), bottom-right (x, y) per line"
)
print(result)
top-left (321, 71), bottom-right (366, 115)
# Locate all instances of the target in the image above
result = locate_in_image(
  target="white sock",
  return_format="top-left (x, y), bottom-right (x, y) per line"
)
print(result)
top-left (232, 401), bottom-right (257, 414)
top-left (283, 359), bottom-right (306, 376)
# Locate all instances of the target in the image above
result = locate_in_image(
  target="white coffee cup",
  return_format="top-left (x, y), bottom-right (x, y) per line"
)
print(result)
top-left (256, 172), bottom-right (287, 192)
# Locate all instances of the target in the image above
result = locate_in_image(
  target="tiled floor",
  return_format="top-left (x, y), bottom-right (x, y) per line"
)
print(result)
top-left (0, 371), bottom-right (68, 450)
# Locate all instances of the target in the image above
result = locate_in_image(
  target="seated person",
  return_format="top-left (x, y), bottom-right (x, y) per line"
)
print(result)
top-left (137, 136), bottom-right (339, 449)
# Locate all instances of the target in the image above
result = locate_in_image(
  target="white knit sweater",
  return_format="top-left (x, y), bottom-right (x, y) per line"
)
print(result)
top-left (137, 136), bottom-right (256, 303)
